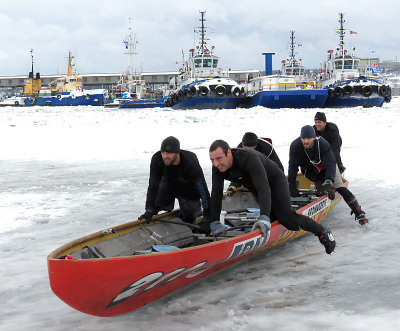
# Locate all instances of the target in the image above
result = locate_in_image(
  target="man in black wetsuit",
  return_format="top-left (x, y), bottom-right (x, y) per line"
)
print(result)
top-left (139, 136), bottom-right (210, 224)
top-left (226, 132), bottom-right (285, 196)
top-left (206, 139), bottom-right (336, 254)
top-left (288, 125), bottom-right (368, 225)
top-left (313, 112), bottom-right (346, 174)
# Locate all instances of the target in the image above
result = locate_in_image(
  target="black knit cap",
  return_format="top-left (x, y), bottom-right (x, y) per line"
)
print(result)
top-left (300, 125), bottom-right (316, 138)
top-left (314, 112), bottom-right (327, 122)
top-left (160, 136), bottom-right (180, 153)
top-left (242, 132), bottom-right (258, 147)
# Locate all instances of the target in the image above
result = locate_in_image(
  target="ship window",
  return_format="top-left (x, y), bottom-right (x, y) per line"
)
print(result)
top-left (300, 69), bottom-right (305, 75)
top-left (353, 60), bottom-right (359, 69)
top-left (194, 59), bottom-right (202, 68)
top-left (293, 69), bottom-right (300, 75)
top-left (344, 60), bottom-right (353, 69)
top-left (213, 59), bottom-right (218, 68)
top-left (286, 69), bottom-right (292, 75)
top-left (203, 58), bottom-right (212, 67)
top-left (335, 60), bottom-right (343, 69)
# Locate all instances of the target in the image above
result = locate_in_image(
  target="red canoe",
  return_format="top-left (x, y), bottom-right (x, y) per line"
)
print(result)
top-left (47, 176), bottom-right (345, 317)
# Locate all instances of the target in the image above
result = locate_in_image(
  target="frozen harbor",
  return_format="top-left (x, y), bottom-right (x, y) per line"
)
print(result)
top-left (1, 101), bottom-right (400, 330)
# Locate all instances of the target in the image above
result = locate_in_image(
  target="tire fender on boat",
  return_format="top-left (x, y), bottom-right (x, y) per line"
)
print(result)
top-left (333, 86), bottom-right (342, 97)
top-left (199, 86), bottom-right (209, 97)
top-left (15, 100), bottom-right (19, 105)
top-left (215, 85), bottom-right (226, 96)
top-left (327, 88), bottom-right (334, 97)
top-left (232, 86), bottom-right (241, 97)
top-left (189, 86), bottom-right (197, 96)
top-left (379, 85), bottom-right (388, 97)
top-left (85, 94), bottom-right (90, 100)
top-left (56, 94), bottom-right (62, 100)
top-left (362, 85), bottom-right (373, 97)
top-left (343, 85), bottom-right (353, 96)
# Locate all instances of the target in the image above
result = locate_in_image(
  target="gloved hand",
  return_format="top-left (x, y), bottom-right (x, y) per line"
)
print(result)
top-left (210, 221), bottom-right (228, 236)
top-left (225, 185), bottom-right (237, 196)
top-left (251, 215), bottom-right (271, 240)
top-left (289, 182), bottom-right (300, 197)
top-left (339, 165), bottom-right (346, 174)
top-left (322, 180), bottom-right (335, 200)
top-left (139, 210), bottom-right (154, 224)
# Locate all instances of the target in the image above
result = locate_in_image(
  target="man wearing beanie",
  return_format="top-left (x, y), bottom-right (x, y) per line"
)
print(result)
top-left (313, 112), bottom-right (345, 173)
top-left (226, 132), bottom-right (285, 196)
top-left (208, 139), bottom-right (336, 254)
top-left (288, 125), bottom-right (368, 225)
top-left (140, 136), bottom-right (211, 225)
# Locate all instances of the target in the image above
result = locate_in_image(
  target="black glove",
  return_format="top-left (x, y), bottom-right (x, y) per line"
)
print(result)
top-left (139, 210), bottom-right (154, 224)
top-left (289, 182), bottom-right (300, 197)
top-left (338, 165), bottom-right (346, 174)
top-left (322, 180), bottom-right (335, 200)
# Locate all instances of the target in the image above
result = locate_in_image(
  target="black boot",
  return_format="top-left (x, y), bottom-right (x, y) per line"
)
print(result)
top-left (318, 227), bottom-right (336, 254)
top-left (348, 199), bottom-right (368, 225)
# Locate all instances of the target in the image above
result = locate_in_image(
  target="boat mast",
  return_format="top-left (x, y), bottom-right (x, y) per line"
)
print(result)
top-left (337, 13), bottom-right (346, 58)
top-left (289, 30), bottom-right (296, 67)
top-left (30, 48), bottom-right (34, 77)
top-left (123, 18), bottom-right (138, 91)
top-left (198, 10), bottom-right (207, 55)
top-left (66, 51), bottom-right (74, 76)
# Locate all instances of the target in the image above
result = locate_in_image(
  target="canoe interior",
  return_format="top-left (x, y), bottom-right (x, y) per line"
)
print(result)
top-left (49, 174), bottom-right (320, 261)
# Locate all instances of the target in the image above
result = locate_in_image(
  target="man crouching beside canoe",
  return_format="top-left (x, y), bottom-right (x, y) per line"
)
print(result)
top-left (140, 136), bottom-right (211, 225)
top-left (206, 139), bottom-right (336, 254)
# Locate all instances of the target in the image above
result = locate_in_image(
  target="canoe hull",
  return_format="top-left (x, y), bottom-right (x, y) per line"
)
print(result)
top-left (48, 193), bottom-right (342, 316)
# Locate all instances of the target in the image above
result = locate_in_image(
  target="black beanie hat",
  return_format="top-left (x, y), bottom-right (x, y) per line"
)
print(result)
top-left (300, 125), bottom-right (316, 138)
top-left (160, 136), bottom-right (180, 153)
top-left (242, 132), bottom-right (258, 147)
top-left (314, 112), bottom-right (327, 122)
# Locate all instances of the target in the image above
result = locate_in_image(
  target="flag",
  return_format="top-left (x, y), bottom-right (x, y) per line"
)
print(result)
top-left (350, 30), bottom-right (357, 34)
top-left (298, 44), bottom-right (302, 47)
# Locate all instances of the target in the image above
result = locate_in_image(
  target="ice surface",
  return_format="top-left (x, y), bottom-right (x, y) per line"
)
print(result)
top-left (1, 102), bottom-right (399, 330)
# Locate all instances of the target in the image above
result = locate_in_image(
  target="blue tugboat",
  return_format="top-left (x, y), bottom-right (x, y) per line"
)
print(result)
top-left (0, 50), bottom-right (105, 107)
top-left (318, 13), bottom-right (391, 107)
top-left (248, 31), bottom-right (328, 108)
top-left (164, 11), bottom-right (245, 109)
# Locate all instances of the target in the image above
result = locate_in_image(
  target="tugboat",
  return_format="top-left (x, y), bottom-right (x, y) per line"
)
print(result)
top-left (164, 11), bottom-right (245, 109)
top-left (104, 19), bottom-right (165, 109)
top-left (0, 50), bottom-right (106, 107)
top-left (318, 13), bottom-right (391, 107)
top-left (247, 31), bottom-right (327, 108)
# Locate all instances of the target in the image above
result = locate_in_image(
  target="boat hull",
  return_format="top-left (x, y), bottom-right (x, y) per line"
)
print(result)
top-left (118, 99), bottom-right (165, 108)
top-left (171, 96), bottom-right (244, 109)
top-left (23, 92), bottom-right (104, 106)
top-left (324, 95), bottom-right (385, 108)
top-left (251, 89), bottom-right (328, 108)
top-left (47, 191), bottom-right (342, 317)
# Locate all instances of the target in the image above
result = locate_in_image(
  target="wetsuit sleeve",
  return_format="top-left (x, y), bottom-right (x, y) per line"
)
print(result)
top-left (320, 140), bottom-right (337, 183)
top-left (145, 154), bottom-right (163, 212)
top-left (244, 157), bottom-right (272, 216)
top-left (189, 155), bottom-right (211, 219)
top-left (329, 126), bottom-right (344, 169)
top-left (288, 142), bottom-right (300, 185)
top-left (210, 167), bottom-right (225, 221)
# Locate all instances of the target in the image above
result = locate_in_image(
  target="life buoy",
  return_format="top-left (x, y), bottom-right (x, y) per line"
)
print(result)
top-left (15, 100), bottom-right (19, 105)
top-left (85, 94), bottom-right (90, 100)
top-left (343, 85), bottom-right (353, 96)
top-left (56, 94), bottom-right (62, 100)
top-left (362, 85), bottom-right (373, 97)
top-left (333, 86), bottom-right (342, 97)
top-left (189, 86), bottom-right (197, 96)
top-left (232, 87), bottom-right (241, 97)
top-left (210, 69), bottom-right (214, 74)
top-left (199, 86), bottom-right (209, 96)
top-left (215, 85), bottom-right (226, 96)
top-left (46, 100), bottom-right (51, 106)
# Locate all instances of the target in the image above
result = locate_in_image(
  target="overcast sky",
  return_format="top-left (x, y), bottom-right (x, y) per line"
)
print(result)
top-left (0, 0), bottom-right (399, 76)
